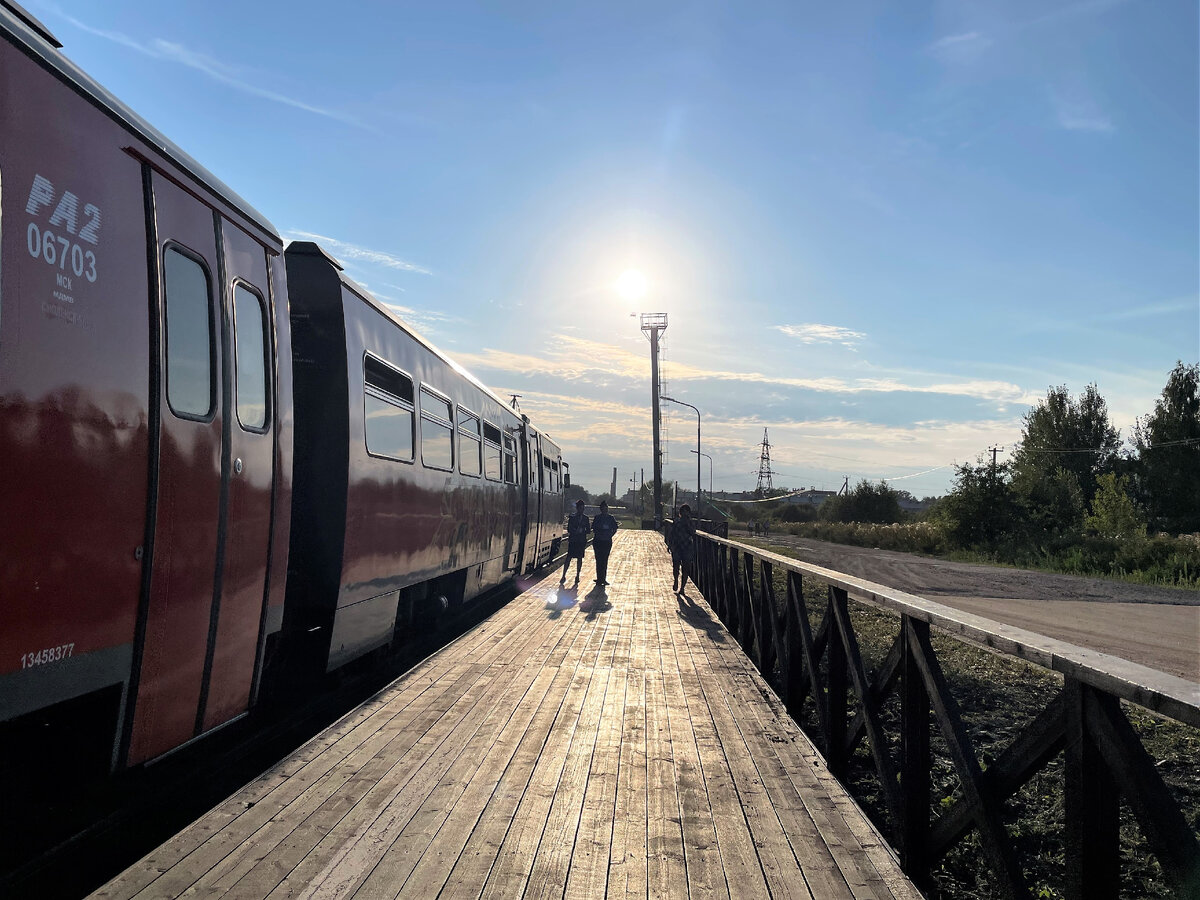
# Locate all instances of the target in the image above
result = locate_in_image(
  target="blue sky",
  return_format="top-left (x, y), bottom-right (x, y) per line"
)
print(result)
top-left (36, 0), bottom-right (1198, 498)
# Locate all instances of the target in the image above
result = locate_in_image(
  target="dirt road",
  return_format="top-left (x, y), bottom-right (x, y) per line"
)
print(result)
top-left (754, 535), bottom-right (1200, 682)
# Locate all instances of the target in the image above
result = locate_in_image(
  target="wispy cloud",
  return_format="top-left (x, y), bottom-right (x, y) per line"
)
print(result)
top-left (1095, 297), bottom-right (1198, 323)
top-left (932, 31), bottom-right (984, 49)
top-left (284, 231), bottom-right (432, 275)
top-left (1051, 89), bottom-right (1115, 133)
top-left (928, 30), bottom-right (992, 63)
top-left (774, 323), bottom-right (866, 348)
top-left (459, 334), bottom-right (1038, 405)
top-left (52, 8), bottom-right (363, 127)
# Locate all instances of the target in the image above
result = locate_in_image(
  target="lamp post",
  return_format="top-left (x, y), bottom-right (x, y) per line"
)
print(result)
top-left (661, 395), bottom-right (701, 514)
top-left (690, 449), bottom-right (712, 497)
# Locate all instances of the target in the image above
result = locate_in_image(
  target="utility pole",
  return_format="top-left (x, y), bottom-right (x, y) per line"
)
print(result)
top-left (988, 445), bottom-right (1002, 472)
top-left (641, 313), bottom-right (668, 524)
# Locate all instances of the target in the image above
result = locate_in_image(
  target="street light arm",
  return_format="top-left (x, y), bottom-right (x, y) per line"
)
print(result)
top-left (661, 395), bottom-right (702, 514)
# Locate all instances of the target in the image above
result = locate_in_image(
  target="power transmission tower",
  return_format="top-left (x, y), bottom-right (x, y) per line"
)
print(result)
top-left (755, 428), bottom-right (775, 494)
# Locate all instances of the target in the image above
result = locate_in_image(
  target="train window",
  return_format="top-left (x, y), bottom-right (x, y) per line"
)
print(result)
top-left (364, 355), bottom-right (414, 462)
top-left (233, 283), bottom-right (269, 430)
top-left (458, 409), bottom-right (481, 477)
top-left (542, 455), bottom-right (554, 493)
top-left (483, 420), bottom-right (501, 481)
top-left (365, 355), bottom-right (414, 404)
top-left (420, 386), bottom-right (454, 471)
top-left (503, 435), bottom-right (517, 484)
top-left (164, 246), bottom-right (214, 418)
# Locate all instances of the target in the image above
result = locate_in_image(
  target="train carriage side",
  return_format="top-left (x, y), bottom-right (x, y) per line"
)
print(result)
top-left (517, 424), bottom-right (567, 572)
top-left (0, 4), bottom-right (293, 772)
top-left (283, 242), bottom-right (527, 674)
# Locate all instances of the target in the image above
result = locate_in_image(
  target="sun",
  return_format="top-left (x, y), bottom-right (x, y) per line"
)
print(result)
top-left (614, 268), bottom-right (648, 301)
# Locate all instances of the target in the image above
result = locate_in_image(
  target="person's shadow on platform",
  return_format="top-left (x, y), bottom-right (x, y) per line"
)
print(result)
top-left (546, 583), bottom-right (580, 618)
top-left (578, 584), bottom-right (611, 621)
top-left (676, 590), bottom-right (726, 643)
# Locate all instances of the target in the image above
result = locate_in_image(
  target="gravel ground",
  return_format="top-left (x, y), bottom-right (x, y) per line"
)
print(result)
top-left (753, 534), bottom-right (1200, 682)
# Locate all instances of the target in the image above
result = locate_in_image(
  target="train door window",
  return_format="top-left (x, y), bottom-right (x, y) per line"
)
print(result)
top-left (233, 283), bottom-right (269, 430)
top-left (502, 434), bottom-right (517, 484)
top-left (551, 459), bottom-right (560, 493)
top-left (458, 408), bottom-right (482, 477)
top-left (543, 455), bottom-right (553, 493)
top-left (163, 246), bottom-right (214, 418)
top-left (483, 421), bottom-right (502, 481)
top-left (420, 386), bottom-right (454, 470)
top-left (364, 355), bottom-right (414, 462)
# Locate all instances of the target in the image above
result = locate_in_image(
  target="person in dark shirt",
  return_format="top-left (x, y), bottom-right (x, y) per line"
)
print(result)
top-left (591, 500), bottom-right (619, 585)
top-left (561, 499), bottom-right (590, 584)
top-left (669, 504), bottom-right (697, 594)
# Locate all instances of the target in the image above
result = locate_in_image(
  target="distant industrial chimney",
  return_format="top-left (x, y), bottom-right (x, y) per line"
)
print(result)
top-left (611, 467), bottom-right (617, 498)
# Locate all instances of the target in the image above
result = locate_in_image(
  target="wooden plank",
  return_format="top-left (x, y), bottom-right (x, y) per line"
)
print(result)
top-left (93, 610), bottom-right (531, 900)
top-left (177, 606), bottom-right (557, 898)
top-left (644, 611), bottom-right (689, 898)
top-left (656, 598), bottom-right (727, 900)
top-left (93, 533), bottom-right (922, 900)
top-left (606, 597), bottom-right (648, 900)
top-left (286, 614), bottom-right (585, 899)
top-left (431, 590), bottom-right (615, 898)
top-left (684, 589), bottom-right (900, 900)
top-left (662, 595), bottom-right (781, 898)
top-left (257, 596), bottom-right (579, 899)
top-left (561, 605), bottom-right (634, 899)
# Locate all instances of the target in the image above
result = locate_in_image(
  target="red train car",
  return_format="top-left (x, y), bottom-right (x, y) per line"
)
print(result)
top-left (0, 3), bottom-right (292, 769)
top-left (0, 1), bottom-right (567, 778)
top-left (281, 243), bottom-right (566, 674)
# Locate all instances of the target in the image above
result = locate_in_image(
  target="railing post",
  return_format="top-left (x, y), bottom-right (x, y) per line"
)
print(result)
top-left (826, 586), bottom-right (848, 775)
top-left (726, 548), bottom-right (740, 636)
top-left (784, 571), bottom-right (806, 721)
top-left (1064, 677), bottom-right (1120, 900)
top-left (741, 552), bottom-right (757, 654)
top-left (901, 616), bottom-right (931, 888)
top-left (716, 544), bottom-right (728, 618)
top-left (759, 560), bottom-right (776, 677)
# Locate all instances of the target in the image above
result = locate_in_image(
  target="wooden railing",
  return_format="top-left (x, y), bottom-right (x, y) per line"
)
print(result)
top-left (691, 532), bottom-right (1200, 900)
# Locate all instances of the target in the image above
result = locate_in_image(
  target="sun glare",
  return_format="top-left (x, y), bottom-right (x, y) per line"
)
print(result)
top-left (614, 268), bottom-right (648, 301)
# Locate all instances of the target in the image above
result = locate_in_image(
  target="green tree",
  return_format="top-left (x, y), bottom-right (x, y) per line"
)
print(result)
top-left (1133, 361), bottom-right (1200, 533)
top-left (820, 480), bottom-right (904, 524)
top-left (936, 459), bottom-right (1024, 549)
top-left (1010, 384), bottom-right (1120, 533)
top-left (1085, 473), bottom-right (1146, 539)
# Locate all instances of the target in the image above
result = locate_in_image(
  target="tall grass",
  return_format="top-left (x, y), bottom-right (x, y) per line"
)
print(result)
top-left (779, 521), bottom-right (1200, 588)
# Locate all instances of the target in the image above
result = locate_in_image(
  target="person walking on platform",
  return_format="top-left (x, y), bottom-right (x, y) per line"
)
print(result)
top-left (670, 504), bottom-right (697, 595)
top-left (561, 499), bottom-right (590, 584)
top-left (591, 500), bottom-right (619, 585)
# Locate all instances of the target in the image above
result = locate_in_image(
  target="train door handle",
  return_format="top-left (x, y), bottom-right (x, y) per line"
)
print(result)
top-left (234, 457), bottom-right (243, 475)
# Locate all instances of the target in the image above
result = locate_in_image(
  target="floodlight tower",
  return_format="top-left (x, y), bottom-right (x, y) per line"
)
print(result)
top-left (641, 313), bottom-right (668, 523)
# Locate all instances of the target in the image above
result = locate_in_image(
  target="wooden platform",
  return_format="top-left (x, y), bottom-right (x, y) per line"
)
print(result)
top-left (93, 532), bottom-right (921, 900)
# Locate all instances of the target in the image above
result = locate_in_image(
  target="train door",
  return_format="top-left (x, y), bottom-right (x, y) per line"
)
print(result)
top-left (528, 430), bottom-right (543, 568)
top-left (515, 422), bottom-right (530, 573)
top-left (124, 173), bottom-right (273, 764)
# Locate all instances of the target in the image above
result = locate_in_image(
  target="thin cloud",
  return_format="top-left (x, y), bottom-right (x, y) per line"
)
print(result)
top-left (52, 8), bottom-right (363, 127)
top-left (1095, 297), bottom-right (1198, 323)
top-left (932, 31), bottom-right (984, 49)
top-left (460, 333), bottom-right (1037, 405)
top-left (774, 323), bottom-right (867, 348)
top-left (284, 231), bottom-right (432, 275)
